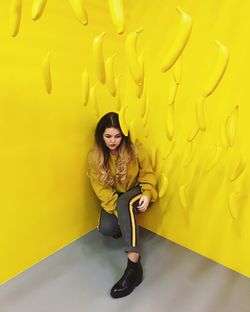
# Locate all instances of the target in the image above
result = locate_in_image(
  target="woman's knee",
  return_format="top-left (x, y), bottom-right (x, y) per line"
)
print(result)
top-left (99, 220), bottom-right (117, 236)
top-left (99, 224), bottom-right (114, 236)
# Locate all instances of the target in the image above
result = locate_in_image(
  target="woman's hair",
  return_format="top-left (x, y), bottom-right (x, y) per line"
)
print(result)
top-left (89, 112), bottom-right (136, 186)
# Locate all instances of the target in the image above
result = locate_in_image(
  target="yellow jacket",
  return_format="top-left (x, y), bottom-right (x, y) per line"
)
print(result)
top-left (88, 140), bottom-right (158, 214)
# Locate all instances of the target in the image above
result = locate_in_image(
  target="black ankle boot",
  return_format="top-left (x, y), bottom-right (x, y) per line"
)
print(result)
top-left (110, 257), bottom-right (143, 298)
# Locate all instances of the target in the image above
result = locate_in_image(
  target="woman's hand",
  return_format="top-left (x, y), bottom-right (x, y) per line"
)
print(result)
top-left (137, 195), bottom-right (149, 212)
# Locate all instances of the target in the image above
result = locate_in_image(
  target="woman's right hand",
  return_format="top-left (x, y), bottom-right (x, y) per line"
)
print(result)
top-left (137, 195), bottom-right (149, 212)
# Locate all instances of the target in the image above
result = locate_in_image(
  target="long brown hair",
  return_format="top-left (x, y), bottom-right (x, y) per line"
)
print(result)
top-left (88, 112), bottom-right (136, 186)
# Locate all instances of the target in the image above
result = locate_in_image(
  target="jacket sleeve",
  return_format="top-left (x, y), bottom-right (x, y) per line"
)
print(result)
top-left (88, 155), bottom-right (118, 214)
top-left (136, 141), bottom-right (158, 202)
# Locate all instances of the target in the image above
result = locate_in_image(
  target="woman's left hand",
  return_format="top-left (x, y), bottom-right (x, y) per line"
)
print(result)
top-left (137, 195), bottom-right (149, 212)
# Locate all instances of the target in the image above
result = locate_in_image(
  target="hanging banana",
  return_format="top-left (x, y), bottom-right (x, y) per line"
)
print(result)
top-left (226, 105), bottom-right (239, 147)
top-left (183, 141), bottom-right (196, 168)
top-left (159, 174), bottom-right (169, 198)
top-left (31, 0), bottom-right (47, 20)
top-left (165, 104), bottom-right (174, 141)
top-left (136, 52), bottom-right (144, 99)
top-left (161, 6), bottom-right (192, 72)
top-left (203, 41), bottom-right (229, 97)
top-left (228, 191), bottom-right (241, 220)
top-left (119, 105), bottom-right (128, 136)
top-left (115, 74), bottom-right (122, 111)
top-left (195, 95), bottom-right (206, 132)
top-left (230, 153), bottom-right (246, 182)
top-left (168, 78), bottom-right (178, 105)
top-left (126, 28), bottom-right (144, 85)
top-left (205, 145), bottom-right (223, 172)
top-left (163, 140), bottom-right (175, 160)
top-left (68, 0), bottom-right (88, 26)
top-left (90, 84), bottom-right (99, 117)
top-left (140, 83), bottom-right (147, 118)
top-left (187, 125), bottom-right (200, 142)
top-left (179, 183), bottom-right (189, 211)
top-left (220, 116), bottom-right (229, 149)
top-left (150, 146), bottom-right (157, 169)
top-left (172, 56), bottom-right (182, 85)
top-left (10, 0), bottom-right (22, 37)
top-left (129, 120), bottom-right (136, 144)
top-left (42, 52), bottom-right (52, 94)
top-left (108, 0), bottom-right (125, 34)
top-left (81, 68), bottom-right (89, 106)
top-left (106, 54), bottom-right (117, 97)
top-left (93, 32), bottom-right (106, 84)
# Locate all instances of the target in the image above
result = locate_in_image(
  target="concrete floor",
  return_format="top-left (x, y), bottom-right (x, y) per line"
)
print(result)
top-left (1, 228), bottom-right (250, 312)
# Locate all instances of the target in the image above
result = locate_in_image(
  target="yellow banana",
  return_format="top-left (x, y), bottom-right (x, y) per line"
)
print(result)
top-left (183, 141), bottom-right (196, 168)
top-left (228, 191), bottom-right (241, 220)
top-left (81, 68), bottom-right (89, 106)
top-left (93, 32), bottom-right (106, 84)
top-left (142, 97), bottom-right (149, 128)
top-left (195, 95), bottom-right (206, 132)
top-left (205, 145), bottom-right (223, 172)
top-left (179, 183), bottom-right (189, 211)
top-left (144, 126), bottom-right (149, 139)
top-left (226, 105), bottom-right (239, 147)
top-left (126, 28), bottom-right (144, 86)
top-left (150, 147), bottom-right (156, 169)
top-left (129, 120), bottom-right (136, 143)
top-left (68, 0), bottom-right (88, 26)
top-left (165, 104), bottom-right (174, 141)
top-left (143, 111), bottom-right (149, 129)
top-left (106, 54), bottom-right (117, 97)
top-left (203, 41), bottom-right (229, 97)
top-left (115, 74), bottom-right (122, 111)
top-left (140, 83), bottom-right (147, 118)
top-left (10, 0), bottom-right (22, 37)
top-left (31, 0), bottom-right (47, 20)
top-left (108, 0), bottom-right (125, 34)
top-left (187, 125), bottom-right (200, 142)
top-left (136, 52), bottom-right (144, 99)
top-left (119, 105), bottom-right (128, 136)
top-left (220, 116), bottom-right (229, 149)
top-left (90, 84), bottom-right (99, 117)
top-left (42, 52), bottom-right (52, 94)
top-left (172, 56), bottom-right (182, 85)
top-left (159, 174), bottom-right (169, 198)
top-left (168, 79), bottom-right (178, 105)
top-left (161, 6), bottom-right (192, 72)
top-left (163, 140), bottom-right (175, 160)
top-left (230, 153), bottom-right (246, 182)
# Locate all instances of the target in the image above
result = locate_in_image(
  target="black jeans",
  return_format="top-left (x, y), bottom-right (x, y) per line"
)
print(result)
top-left (98, 185), bottom-right (142, 253)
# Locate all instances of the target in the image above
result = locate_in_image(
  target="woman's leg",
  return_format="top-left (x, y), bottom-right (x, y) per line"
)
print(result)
top-left (110, 185), bottom-right (143, 299)
top-left (116, 185), bottom-right (142, 256)
top-left (98, 209), bottom-right (121, 237)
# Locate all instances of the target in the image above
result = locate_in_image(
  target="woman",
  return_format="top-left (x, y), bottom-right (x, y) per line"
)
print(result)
top-left (88, 112), bottom-right (158, 298)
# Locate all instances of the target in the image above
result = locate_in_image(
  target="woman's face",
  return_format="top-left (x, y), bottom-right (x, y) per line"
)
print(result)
top-left (103, 127), bottom-right (122, 152)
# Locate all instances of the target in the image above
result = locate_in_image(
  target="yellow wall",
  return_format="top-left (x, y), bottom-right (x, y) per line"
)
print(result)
top-left (128, 0), bottom-right (250, 277)
top-left (1, 0), bottom-right (249, 284)
top-left (0, 0), bottom-right (120, 283)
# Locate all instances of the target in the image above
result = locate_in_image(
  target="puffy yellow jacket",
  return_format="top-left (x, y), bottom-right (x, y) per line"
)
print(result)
top-left (88, 140), bottom-right (158, 214)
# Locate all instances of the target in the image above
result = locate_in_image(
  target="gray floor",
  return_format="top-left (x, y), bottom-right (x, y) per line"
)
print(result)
top-left (1, 228), bottom-right (250, 312)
